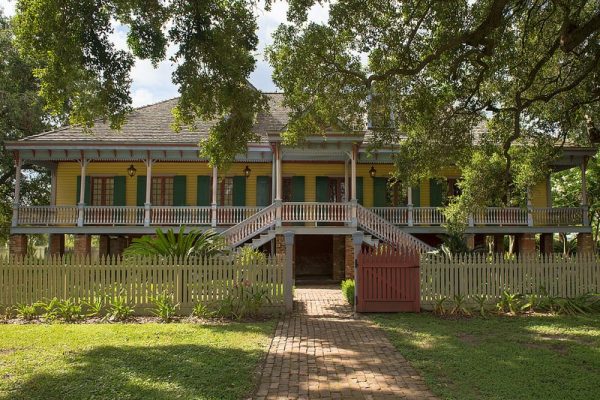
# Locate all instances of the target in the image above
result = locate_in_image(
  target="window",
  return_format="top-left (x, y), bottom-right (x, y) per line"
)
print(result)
top-left (151, 176), bottom-right (174, 206)
top-left (218, 177), bottom-right (234, 206)
top-left (329, 178), bottom-right (345, 203)
top-left (447, 178), bottom-right (461, 199)
top-left (91, 177), bottom-right (114, 206)
top-left (386, 181), bottom-right (408, 206)
top-left (282, 177), bottom-right (292, 202)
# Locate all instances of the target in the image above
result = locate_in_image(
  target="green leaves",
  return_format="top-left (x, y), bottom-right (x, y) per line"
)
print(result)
top-left (123, 227), bottom-right (225, 259)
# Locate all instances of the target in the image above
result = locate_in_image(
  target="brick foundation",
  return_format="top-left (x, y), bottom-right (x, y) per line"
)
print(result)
top-left (99, 235), bottom-right (110, 257)
top-left (344, 235), bottom-right (354, 279)
top-left (109, 236), bottom-right (127, 256)
top-left (332, 235), bottom-right (345, 281)
top-left (275, 234), bottom-right (295, 275)
top-left (577, 233), bottom-right (594, 254)
top-left (48, 234), bottom-right (65, 257)
top-left (493, 234), bottom-right (505, 254)
top-left (540, 233), bottom-right (554, 255)
top-left (9, 234), bottom-right (28, 257)
top-left (465, 234), bottom-right (475, 251)
top-left (74, 234), bottom-right (91, 257)
top-left (517, 233), bottom-right (536, 255)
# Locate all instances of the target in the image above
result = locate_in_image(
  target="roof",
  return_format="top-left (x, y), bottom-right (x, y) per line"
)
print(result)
top-left (20, 93), bottom-right (290, 145)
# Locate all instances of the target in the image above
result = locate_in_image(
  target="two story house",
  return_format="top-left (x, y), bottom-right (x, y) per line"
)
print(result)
top-left (6, 93), bottom-right (595, 281)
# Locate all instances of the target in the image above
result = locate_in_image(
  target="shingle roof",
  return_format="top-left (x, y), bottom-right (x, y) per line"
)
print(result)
top-left (21, 93), bottom-right (289, 144)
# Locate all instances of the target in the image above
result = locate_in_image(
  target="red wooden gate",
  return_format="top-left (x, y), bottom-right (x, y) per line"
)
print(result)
top-left (357, 246), bottom-right (420, 312)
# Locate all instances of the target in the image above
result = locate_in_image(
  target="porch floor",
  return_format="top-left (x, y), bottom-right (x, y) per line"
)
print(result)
top-left (254, 285), bottom-right (437, 399)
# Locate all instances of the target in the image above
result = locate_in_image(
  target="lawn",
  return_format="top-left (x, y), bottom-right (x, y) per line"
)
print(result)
top-left (0, 321), bottom-right (275, 400)
top-left (372, 313), bottom-right (600, 400)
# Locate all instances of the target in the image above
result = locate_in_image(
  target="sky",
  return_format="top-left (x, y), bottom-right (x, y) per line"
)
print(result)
top-left (0, 0), bottom-right (328, 107)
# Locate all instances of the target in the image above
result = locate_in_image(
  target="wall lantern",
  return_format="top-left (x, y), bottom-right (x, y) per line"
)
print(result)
top-left (369, 165), bottom-right (376, 178)
top-left (127, 164), bottom-right (137, 177)
top-left (243, 165), bottom-right (251, 178)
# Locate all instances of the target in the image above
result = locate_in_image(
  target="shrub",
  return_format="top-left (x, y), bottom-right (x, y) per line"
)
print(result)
top-left (123, 227), bottom-right (225, 258)
top-left (472, 294), bottom-right (489, 317)
top-left (496, 291), bottom-right (521, 314)
top-left (106, 297), bottom-right (134, 321)
top-left (150, 291), bottom-right (179, 322)
top-left (433, 297), bottom-right (448, 315)
top-left (14, 303), bottom-right (37, 320)
top-left (450, 294), bottom-right (471, 316)
top-left (83, 297), bottom-right (105, 318)
top-left (341, 279), bottom-right (355, 305)
top-left (235, 246), bottom-right (267, 265)
top-left (192, 302), bottom-right (216, 319)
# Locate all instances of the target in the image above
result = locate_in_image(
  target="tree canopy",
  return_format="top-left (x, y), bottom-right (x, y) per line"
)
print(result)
top-left (267, 0), bottom-right (600, 223)
top-left (0, 10), bottom-right (50, 242)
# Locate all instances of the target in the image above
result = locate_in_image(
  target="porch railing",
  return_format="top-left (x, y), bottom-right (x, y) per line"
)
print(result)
top-left (14, 204), bottom-right (587, 228)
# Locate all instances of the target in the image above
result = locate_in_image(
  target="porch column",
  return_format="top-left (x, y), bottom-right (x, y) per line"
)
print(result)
top-left (344, 159), bottom-right (349, 202)
top-left (49, 163), bottom-right (58, 206)
top-left (77, 158), bottom-right (88, 227)
top-left (144, 158), bottom-right (153, 227)
top-left (283, 231), bottom-right (294, 313)
top-left (271, 151), bottom-right (276, 202)
top-left (350, 144), bottom-right (358, 226)
top-left (526, 187), bottom-right (533, 227)
top-left (211, 166), bottom-right (218, 227)
top-left (581, 157), bottom-right (589, 226)
top-left (11, 153), bottom-right (22, 227)
top-left (407, 185), bottom-right (414, 227)
top-left (275, 143), bottom-right (282, 227)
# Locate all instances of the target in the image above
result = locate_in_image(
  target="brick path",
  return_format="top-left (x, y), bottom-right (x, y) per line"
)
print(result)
top-left (253, 285), bottom-right (437, 399)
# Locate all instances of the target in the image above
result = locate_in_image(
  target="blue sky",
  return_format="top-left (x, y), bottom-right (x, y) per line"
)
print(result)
top-left (0, 0), bottom-right (328, 107)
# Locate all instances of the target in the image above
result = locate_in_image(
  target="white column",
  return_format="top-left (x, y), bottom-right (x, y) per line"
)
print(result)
top-left (271, 149), bottom-right (276, 203)
top-left (11, 155), bottom-right (22, 227)
top-left (582, 158), bottom-right (589, 225)
top-left (526, 187), bottom-right (533, 227)
top-left (50, 163), bottom-right (58, 206)
top-left (275, 143), bottom-right (282, 201)
top-left (144, 158), bottom-right (153, 227)
top-left (407, 185), bottom-right (413, 227)
top-left (211, 166), bottom-right (218, 227)
top-left (344, 159), bottom-right (349, 202)
top-left (351, 145), bottom-right (357, 201)
top-left (77, 158), bottom-right (88, 227)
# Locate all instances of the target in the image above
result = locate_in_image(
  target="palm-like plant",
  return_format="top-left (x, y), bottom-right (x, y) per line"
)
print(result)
top-left (123, 227), bottom-right (225, 258)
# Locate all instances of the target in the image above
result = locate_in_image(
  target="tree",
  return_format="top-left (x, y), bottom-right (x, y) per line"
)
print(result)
top-left (267, 0), bottom-right (600, 227)
top-left (0, 10), bottom-right (50, 243)
top-left (13, 0), bottom-right (270, 168)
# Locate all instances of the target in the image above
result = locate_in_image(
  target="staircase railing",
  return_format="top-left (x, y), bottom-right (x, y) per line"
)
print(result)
top-left (356, 204), bottom-right (433, 252)
top-left (222, 203), bottom-right (278, 247)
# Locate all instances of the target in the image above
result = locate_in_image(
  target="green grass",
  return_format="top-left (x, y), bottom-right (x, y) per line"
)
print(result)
top-left (0, 322), bottom-right (275, 400)
top-left (372, 313), bottom-right (600, 400)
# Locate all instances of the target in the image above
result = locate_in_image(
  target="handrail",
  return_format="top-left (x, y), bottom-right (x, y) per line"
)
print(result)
top-left (150, 206), bottom-right (212, 226)
top-left (84, 206), bottom-right (145, 225)
top-left (16, 205), bottom-right (78, 226)
top-left (222, 203), bottom-right (278, 247)
top-left (282, 202), bottom-right (351, 223)
top-left (356, 205), bottom-right (433, 252)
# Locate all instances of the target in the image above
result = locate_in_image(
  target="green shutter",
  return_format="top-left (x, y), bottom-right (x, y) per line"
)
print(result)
top-left (373, 177), bottom-right (387, 207)
top-left (291, 176), bottom-right (305, 202)
top-left (429, 178), bottom-right (444, 207)
top-left (233, 176), bottom-right (246, 206)
top-left (256, 176), bottom-right (271, 206)
top-left (75, 176), bottom-right (91, 205)
top-left (316, 176), bottom-right (329, 202)
top-left (411, 186), bottom-right (421, 207)
top-left (136, 176), bottom-right (146, 206)
top-left (356, 177), bottom-right (364, 205)
top-left (113, 176), bottom-right (126, 206)
top-left (196, 176), bottom-right (211, 206)
top-left (173, 176), bottom-right (187, 206)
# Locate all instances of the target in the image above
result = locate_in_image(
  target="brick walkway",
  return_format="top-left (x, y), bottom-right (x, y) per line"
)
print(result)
top-left (253, 285), bottom-right (437, 399)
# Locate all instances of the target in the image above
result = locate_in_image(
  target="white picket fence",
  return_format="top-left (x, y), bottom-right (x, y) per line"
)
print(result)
top-left (420, 253), bottom-right (600, 308)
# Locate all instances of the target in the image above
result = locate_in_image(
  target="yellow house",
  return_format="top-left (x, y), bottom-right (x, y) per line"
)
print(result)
top-left (6, 93), bottom-right (595, 280)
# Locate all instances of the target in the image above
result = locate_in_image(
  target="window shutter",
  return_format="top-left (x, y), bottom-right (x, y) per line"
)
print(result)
top-left (429, 179), bottom-right (444, 207)
top-left (76, 176), bottom-right (91, 205)
top-left (256, 176), bottom-right (271, 206)
top-left (136, 176), bottom-right (146, 206)
top-left (233, 176), bottom-right (246, 206)
top-left (173, 176), bottom-right (187, 206)
top-left (411, 186), bottom-right (421, 207)
top-left (316, 176), bottom-right (329, 202)
top-left (196, 176), bottom-right (211, 206)
top-left (356, 177), bottom-right (364, 205)
top-left (291, 176), bottom-right (305, 202)
top-left (373, 177), bottom-right (387, 207)
top-left (113, 176), bottom-right (126, 206)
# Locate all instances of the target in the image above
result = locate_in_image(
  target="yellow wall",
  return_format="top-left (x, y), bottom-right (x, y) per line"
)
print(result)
top-left (55, 161), bottom-right (549, 207)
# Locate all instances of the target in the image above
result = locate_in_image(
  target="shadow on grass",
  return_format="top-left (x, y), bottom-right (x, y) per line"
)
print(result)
top-left (2, 344), bottom-right (264, 400)
top-left (371, 313), bottom-right (600, 400)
